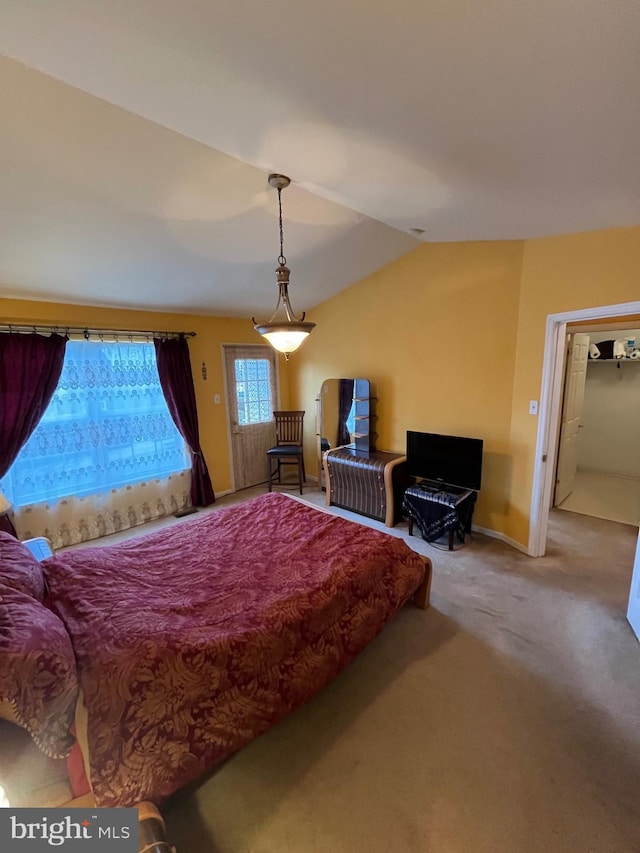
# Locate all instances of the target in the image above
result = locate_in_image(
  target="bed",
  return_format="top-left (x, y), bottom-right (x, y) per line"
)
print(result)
top-left (1, 492), bottom-right (430, 845)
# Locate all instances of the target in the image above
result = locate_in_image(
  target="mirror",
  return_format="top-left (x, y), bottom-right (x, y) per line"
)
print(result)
top-left (317, 378), bottom-right (375, 486)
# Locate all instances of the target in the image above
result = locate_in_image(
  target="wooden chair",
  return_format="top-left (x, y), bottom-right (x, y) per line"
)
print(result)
top-left (266, 411), bottom-right (306, 495)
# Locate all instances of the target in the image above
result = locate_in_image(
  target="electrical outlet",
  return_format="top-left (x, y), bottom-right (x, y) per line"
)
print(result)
top-left (529, 400), bottom-right (538, 415)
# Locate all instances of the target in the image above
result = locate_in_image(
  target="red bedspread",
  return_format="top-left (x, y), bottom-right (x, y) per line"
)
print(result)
top-left (42, 493), bottom-right (426, 806)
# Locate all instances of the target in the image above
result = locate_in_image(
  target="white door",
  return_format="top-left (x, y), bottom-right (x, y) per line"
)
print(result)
top-left (223, 345), bottom-right (278, 490)
top-left (554, 333), bottom-right (590, 506)
top-left (628, 536), bottom-right (640, 641)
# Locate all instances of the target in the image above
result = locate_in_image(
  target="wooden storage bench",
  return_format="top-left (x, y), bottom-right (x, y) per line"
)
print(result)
top-left (324, 447), bottom-right (407, 527)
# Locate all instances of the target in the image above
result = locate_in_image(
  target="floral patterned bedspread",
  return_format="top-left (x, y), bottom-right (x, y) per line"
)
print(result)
top-left (42, 493), bottom-right (426, 806)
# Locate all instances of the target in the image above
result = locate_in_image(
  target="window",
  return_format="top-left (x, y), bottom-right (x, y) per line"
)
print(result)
top-left (1, 340), bottom-right (189, 508)
top-left (234, 357), bottom-right (273, 425)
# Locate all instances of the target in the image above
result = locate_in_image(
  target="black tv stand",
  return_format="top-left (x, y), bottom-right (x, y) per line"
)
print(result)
top-left (415, 480), bottom-right (473, 500)
top-left (403, 479), bottom-right (477, 549)
top-left (416, 479), bottom-right (467, 498)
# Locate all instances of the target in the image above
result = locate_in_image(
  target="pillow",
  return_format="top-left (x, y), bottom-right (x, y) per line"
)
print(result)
top-left (0, 531), bottom-right (45, 601)
top-left (0, 584), bottom-right (78, 758)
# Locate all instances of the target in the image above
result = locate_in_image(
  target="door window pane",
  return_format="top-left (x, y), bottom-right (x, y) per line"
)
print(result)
top-left (235, 358), bottom-right (273, 425)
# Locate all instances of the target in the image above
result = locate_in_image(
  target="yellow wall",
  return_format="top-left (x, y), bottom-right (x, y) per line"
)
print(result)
top-left (508, 226), bottom-right (640, 545)
top-left (290, 240), bottom-right (525, 534)
top-left (291, 225), bottom-right (640, 549)
top-left (0, 298), bottom-right (291, 495)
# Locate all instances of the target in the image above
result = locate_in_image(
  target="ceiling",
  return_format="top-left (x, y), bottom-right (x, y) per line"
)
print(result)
top-left (0, 0), bottom-right (638, 316)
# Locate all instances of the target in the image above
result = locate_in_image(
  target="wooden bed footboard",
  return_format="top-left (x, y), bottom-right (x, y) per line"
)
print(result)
top-left (65, 796), bottom-right (173, 852)
top-left (413, 556), bottom-right (433, 609)
top-left (138, 801), bottom-right (173, 852)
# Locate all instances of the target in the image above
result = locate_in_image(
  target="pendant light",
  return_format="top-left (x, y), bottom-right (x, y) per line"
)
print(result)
top-left (253, 173), bottom-right (315, 360)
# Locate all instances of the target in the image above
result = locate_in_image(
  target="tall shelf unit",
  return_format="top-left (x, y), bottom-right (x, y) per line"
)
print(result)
top-left (351, 378), bottom-right (376, 452)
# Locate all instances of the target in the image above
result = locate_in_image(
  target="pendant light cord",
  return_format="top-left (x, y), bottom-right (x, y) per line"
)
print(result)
top-left (278, 188), bottom-right (287, 266)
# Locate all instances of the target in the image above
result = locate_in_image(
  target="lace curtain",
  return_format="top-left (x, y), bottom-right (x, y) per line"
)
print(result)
top-left (1, 340), bottom-right (190, 548)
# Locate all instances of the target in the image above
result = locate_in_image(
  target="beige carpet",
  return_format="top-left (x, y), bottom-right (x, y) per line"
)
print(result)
top-left (158, 490), bottom-right (640, 853)
top-left (556, 469), bottom-right (640, 527)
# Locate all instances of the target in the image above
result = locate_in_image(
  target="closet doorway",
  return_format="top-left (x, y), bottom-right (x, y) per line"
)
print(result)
top-left (529, 300), bottom-right (640, 642)
top-left (553, 325), bottom-right (640, 526)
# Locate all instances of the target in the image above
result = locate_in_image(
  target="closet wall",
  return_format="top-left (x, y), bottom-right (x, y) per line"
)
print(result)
top-left (577, 328), bottom-right (640, 478)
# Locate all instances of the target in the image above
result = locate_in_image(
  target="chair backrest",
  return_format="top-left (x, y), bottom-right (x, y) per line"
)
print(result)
top-left (273, 410), bottom-right (305, 446)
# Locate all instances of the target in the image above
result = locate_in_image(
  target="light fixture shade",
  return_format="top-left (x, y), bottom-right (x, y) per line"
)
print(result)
top-left (255, 323), bottom-right (316, 354)
top-left (252, 174), bottom-right (315, 359)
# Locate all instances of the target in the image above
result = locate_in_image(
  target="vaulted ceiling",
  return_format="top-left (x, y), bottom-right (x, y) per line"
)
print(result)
top-left (1, 1), bottom-right (638, 316)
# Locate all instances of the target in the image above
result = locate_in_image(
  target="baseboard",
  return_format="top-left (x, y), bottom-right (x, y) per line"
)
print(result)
top-left (174, 506), bottom-right (198, 518)
top-left (472, 525), bottom-right (530, 555)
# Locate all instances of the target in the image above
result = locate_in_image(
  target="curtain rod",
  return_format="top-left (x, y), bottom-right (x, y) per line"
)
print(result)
top-left (0, 323), bottom-right (196, 340)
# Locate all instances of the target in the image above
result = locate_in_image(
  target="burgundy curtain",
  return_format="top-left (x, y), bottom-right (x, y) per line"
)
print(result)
top-left (0, 332), bottom-right (68, 536)
top-left (154, 336), bottom-right (215, 507)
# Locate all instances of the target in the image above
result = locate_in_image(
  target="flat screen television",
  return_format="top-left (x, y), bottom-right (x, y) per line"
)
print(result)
top-left (406, 431), bottom-right (483, 492)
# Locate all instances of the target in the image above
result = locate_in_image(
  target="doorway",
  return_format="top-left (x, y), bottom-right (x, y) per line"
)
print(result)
top-left (554, 326), bottom-right (640, 526)
top-left (529, 300), bottom-right (640, 641)
top-left (223, 344), bottom-right (278, 491)
top-left (530, 301), bottom-right (640, 555)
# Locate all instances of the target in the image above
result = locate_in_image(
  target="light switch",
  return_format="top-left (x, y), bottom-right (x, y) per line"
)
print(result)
top-left (529, 400), bottom-right (538, 415)
top-left (214, 394), bottom-right (221, 405)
